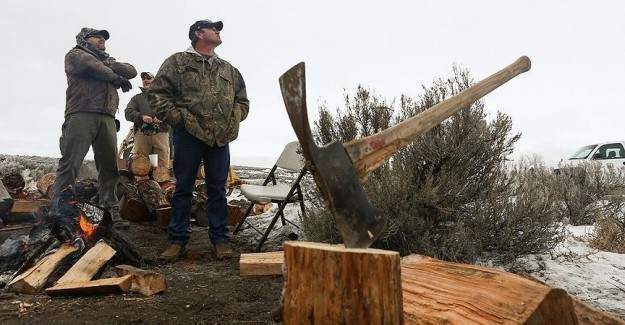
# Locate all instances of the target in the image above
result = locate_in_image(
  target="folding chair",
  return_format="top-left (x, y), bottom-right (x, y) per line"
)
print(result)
top-left (233, 141), bottom-right (307, 251)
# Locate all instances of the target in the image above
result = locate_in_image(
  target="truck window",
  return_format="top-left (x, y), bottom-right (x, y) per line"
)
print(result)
top-left (592, 143), bottom-right (625, 160)
top-left (570, 145), bottom-right (597, 159)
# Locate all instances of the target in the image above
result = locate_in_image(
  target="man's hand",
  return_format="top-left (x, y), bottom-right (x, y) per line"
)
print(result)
top-left (112, 76), bottom-right (133, 93)
top-left (142, 115), bottom-right (154, 124)
top-left (153, 117), bottom-right (162, 124)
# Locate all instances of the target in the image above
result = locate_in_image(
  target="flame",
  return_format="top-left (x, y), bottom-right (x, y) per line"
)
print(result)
top-left (78, 213), bottom-right (96, 238)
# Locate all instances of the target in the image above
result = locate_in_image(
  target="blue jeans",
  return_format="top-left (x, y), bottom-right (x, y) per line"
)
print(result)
top-left (169, 126), bottom-right (230, 246)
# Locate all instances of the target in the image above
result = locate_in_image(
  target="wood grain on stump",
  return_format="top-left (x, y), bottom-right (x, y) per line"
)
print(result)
top-left (283, 241), bottom-right (403, 325)
top-left (129, 154), bottom-right (151, 177)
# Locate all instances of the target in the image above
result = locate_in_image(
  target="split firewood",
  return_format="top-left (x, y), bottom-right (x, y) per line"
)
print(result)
top-left (240, 251), bottom-right (284, 276)
top-left (253, 202), bottom-right (273, 215)
top-left (227, 203), bottom-right (244, 226)
top-left (7, 244), bottom-right (78, 294)
top-left (36, 173), bottom-right (56, 198)
top-left (401, 255), bottom-right (579, 324)
top-left (56, 241), bottom-right (116, 284)
top-left (45, 274), bottom-right (132, 296)
top-left (119, 182), bottom-right (150, 222)
top-left (2, 172), bottom-right (25, 195)
top-left (129, 154), bottom-right (151, 177)
top-left (155, 206), bottom-right (171, 230)
top-left (114, 265), bottom-right (167, 296)
top-left (10, 199), bottom-right (49, 214)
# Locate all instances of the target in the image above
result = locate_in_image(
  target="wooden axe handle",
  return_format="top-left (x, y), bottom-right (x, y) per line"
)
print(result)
top-left (344, 56), bottom-right (531, 181)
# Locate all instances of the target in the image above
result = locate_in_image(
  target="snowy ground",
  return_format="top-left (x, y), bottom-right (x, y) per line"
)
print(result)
top-left (519, 225), bottom-right (625, 316)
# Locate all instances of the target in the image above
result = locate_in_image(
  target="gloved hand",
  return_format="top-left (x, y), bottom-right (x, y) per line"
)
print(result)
top-left (112, 76), bottom-right (133, 93)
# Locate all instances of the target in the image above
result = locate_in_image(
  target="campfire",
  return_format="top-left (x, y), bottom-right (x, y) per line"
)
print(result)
top-left (0, 187), bottom-right (165, 297)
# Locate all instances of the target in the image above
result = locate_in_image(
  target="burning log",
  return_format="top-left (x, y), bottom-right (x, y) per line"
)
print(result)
top-left (7, 244), bottom-right (78, 294)
top-left (46, 274), bottom-right (132, 296)
top-left (114, 265), bottom-right (167, 296)
top-left (36, 173), bottom-right (56, 199)
top-left (2, 172), bottom-right (25, 195)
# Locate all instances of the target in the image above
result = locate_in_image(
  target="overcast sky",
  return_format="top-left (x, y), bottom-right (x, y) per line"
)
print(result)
top-left (1, 0), bottom-right (623, 167)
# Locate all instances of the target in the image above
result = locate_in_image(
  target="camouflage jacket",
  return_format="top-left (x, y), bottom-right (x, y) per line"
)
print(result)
top-left (65, 28), bottom-right (137, 117)
top-left (125, 88), bottom-right (170, 133)
top-left (149, 47), bottom-right (249, 147)
top-left (65, 47), bottom-right (137, 117)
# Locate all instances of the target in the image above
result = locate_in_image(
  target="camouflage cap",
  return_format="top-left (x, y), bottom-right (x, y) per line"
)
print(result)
top-left (140, 72), bottom-right (154, 80)
top-left (188, 19), bottom-right (223, 40)
top-left (81, 27), bottom-right (110, 40)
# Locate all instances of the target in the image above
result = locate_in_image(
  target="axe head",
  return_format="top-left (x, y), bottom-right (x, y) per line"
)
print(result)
top-left (279, 62), bottom-right (386, 248)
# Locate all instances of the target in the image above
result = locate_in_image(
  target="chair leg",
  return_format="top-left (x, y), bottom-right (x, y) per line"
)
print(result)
top-left (256, 200), bottom-right (289, 252)
top-left (233, 201), bottom-right (255, 235)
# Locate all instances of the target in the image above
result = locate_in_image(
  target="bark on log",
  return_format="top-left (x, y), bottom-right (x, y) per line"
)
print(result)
top-left (401, 255), bottom-right (578, 324)
top-left (137, 179), bottom-right (167, 212)
top-left (283, 241), bottom-right (403, 324)
top-left (46, 274), bottom-right (132, 296)
top-left (119, 183), bottom-right (150, 222)
top-left (0, 180), bottom-right (14, 219)
top-left (36, 173), bottom-right (56, 198)
top-left (2, 172), bottom-right (25, 195)
top-left (7, 244), bottom-right (77, 294)
top-left (114, 264), bottom-right (167, 296)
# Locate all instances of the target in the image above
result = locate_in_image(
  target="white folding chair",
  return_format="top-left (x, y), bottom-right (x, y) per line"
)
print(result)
top-left (233, 141), bottom-right (307, 251)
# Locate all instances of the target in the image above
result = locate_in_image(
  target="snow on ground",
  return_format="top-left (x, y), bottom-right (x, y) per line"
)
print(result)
top-left (522, 225), bottom-right (625, 316)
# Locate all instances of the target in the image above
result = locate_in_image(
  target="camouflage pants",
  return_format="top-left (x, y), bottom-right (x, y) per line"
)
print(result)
top-left (52, 112), bottom-right (119, 210)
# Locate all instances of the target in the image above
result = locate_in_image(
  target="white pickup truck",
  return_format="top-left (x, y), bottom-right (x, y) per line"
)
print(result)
top-left (559, 141), bottom-right (625, 170)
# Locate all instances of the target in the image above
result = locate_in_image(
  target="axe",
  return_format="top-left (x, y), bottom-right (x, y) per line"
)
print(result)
top-left (279, 56), bottom-right (531, 248)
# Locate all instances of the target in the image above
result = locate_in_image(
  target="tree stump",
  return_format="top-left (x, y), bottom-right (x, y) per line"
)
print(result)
top-left (283, 241), bottom-right (403, 324)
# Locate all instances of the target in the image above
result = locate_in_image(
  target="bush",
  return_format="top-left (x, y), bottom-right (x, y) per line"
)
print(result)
top-left (302, 66), bottom-right (565, 264)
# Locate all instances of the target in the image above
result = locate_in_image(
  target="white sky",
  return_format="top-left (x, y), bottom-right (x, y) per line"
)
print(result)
top-left (0, 0), bottom-right (624, 167)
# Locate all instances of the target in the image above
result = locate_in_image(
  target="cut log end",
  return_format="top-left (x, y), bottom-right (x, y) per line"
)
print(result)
top-left (282, 241), bottom-right (403, 324)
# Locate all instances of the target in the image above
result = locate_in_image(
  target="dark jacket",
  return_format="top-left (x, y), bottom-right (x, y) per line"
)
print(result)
top-left (149, 47), bottom-right (249, 147)
top-left (64, 29), bottom-right (137, 117)
top-left (125, 88), bottom-right (170, 133)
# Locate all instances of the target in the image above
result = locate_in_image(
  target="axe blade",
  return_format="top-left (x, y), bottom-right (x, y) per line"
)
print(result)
top-left (279, 63), bottom-right (386, 248)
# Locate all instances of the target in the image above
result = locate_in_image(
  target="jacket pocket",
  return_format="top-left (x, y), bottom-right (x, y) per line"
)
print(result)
top-left (226, 109), bottom-right (241, 142)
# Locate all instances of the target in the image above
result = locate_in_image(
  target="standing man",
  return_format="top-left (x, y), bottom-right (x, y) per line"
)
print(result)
top-left (124, 72), bottom-right (170, 178)
top-left (150, 19), bottom-right (249, 261)
top-left (52, 27), bottom-right (137, 234)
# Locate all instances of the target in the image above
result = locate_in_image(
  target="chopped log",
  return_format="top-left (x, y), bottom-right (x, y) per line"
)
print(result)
top-left (7, 244), bottom-right (77, 294)
top-left (227, 203), bottom-right (244, 226)
top-left (129, 154), bottom-right (151, 177)
top-left (56, 241), bottom-right (116, 284)
top-left (137, 179), bottom-right (168, 212)
top-left (401, 255), bottom-right (578, 324)
top-left (283, 241), bottom-right (403, 324)
top-left (228, 168), bottom-right (242, 187)
top-left (240, 251), bottom-right (283, 276)
top-left (36, 173), bottom-right (56, 198)
top-left (153, 166), bottom-right (171, 183)
top-left (2, 172), bottom-right (25, 195)
top-left (114, 265), bottom-right (167, 296)
top-left (10, 199), bottom-right (49, 214)
top-left (252, 202), bottom-right (272, 215)
top-left (45, 274), bottom-right (132, 296)
top-left (572, 298), bottom-right (625, 325)
top-left (119, 195), bottom-right (150, 222)
top-left (155, 207), bottom-right (171, 230)
top-left (0, 180), bottom-right (14, 219)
